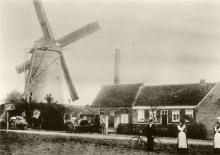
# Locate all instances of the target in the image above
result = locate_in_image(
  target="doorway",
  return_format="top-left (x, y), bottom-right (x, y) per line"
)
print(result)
top-left (161, 110), bottom-right (168, 125)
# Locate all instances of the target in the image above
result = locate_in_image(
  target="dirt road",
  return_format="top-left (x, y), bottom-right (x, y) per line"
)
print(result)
top-left (1, 129), bottom-right (213, 145)
top-left (0, 130), bottom-right (215, 155)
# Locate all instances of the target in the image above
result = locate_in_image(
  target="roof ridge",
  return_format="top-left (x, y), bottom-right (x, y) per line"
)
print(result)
top-left (102, 83), bottom-right (143, 87)
top-left (143, 82), bottom-right (217, 87)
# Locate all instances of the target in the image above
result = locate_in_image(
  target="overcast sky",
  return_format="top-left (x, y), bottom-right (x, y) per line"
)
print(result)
top-left (1, 0), bottom-right (220, 105)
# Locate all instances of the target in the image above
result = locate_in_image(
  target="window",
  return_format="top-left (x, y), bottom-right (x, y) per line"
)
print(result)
top-left (100, 109), bottom-right (104, 115)
top-left (161, 110), bottom-right (168, 115)
top-left (172, 110), bottom-right (180, 122)
top-left (121, 109), bottom-right (129, 124)
top-left (185, 110), bottom-right (193, 122)
top-left (110, 110), bottom-right (115, 116)
top-left (185, 110), bottom-right (193, 118)
top-left (121, 109), bottom-right (129, 114)
top-left (121, 114), bottom-right (129, 124)
top-left (149, 110), bottom-right (157, 122)
top-left (137, 110), bottom-right (145, 122)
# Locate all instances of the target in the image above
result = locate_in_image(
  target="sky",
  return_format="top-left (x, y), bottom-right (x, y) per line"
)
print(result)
top-left (0, 0), bottom-right (220, 105)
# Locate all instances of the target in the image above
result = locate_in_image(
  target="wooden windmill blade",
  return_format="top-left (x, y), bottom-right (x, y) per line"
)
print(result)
top-left (56, 21), bottom-right (101, 48)
top-left (33, 0), bottom-right (55, 40)
top-left (60, 54), bottom-right (79, 101)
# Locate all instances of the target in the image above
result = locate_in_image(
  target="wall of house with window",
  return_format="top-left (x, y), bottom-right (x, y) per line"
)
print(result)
top-left (90, 107), bottom-right (133, 125)
top-left (167, 109), bottom-right (195, 124)
top-left (132, 109), bottom-right (161, 124)
top-left (132, 108), bottom-right (195, 124)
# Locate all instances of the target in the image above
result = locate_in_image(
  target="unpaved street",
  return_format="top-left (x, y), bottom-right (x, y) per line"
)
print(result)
top-left (0, 130), bottom-right (215, 155)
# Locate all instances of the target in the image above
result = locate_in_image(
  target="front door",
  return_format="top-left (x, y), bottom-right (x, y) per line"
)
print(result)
top-left (108, 116), bottom-right (114, 127)
top-left (161, 110), bottom-right (168, 125)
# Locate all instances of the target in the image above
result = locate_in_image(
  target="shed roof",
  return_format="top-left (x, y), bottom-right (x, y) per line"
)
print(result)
top-left (91, 83), bottom-right (143, 107)
top-left (135, 83), bottom-right (216, 106)
top-left (64, 105), bottom-right (93, 115)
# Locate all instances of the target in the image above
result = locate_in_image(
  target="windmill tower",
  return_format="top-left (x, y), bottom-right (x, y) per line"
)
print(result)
top-left (15, 0), bottom-right (101, 104)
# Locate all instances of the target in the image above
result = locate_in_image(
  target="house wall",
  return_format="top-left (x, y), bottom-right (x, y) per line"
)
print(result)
top-left (90, 107), bottom-right (133, 124)
top-left (196, 82), bottom-right (220, 139)
top-left (132, 109), bottom-right (195, 124)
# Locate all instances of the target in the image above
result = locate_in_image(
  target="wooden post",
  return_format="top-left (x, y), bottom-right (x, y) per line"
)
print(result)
top-left (6, 110), bottom-right (8, 132)
top-left (114, 115), bottom-right (119, 134)
top-left (25, 46), bottom-right (37, 102)
top-left (105, 115), bottom-right (108, 134)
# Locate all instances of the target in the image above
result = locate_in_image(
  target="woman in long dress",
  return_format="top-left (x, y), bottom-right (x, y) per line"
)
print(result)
top-left (214, 120), bottom-right (220, 153)
top-left (177, 120), bottom-right (188, 153)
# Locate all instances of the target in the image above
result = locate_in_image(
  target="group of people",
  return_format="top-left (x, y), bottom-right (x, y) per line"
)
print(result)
top-left (142, 118), bottom-right (220, 153)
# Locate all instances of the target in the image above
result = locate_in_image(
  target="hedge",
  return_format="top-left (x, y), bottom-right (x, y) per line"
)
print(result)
top-left (3, 101), bottom-right (66, 131)
top-left (117, 123), bottom-right (207, 139)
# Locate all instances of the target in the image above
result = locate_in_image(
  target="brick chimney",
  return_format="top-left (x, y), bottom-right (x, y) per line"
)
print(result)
top-left (200, 79), bottom-right (206, 86)
top-left (114, 49), bottom-right (121, 84)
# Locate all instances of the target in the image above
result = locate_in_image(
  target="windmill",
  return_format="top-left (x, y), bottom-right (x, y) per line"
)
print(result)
top-left (15, 0), bottom-right (101, 104)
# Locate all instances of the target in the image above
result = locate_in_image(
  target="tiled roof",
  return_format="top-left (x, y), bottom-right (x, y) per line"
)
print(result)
top-left (85, 107), bottom-right (100, 115)
top-left (0, 104), bottom-right (5, 116)
top-left (91, 83), bottom-right (143, 107)
top-left (135, 83), bottom-right (216, 106)
top-left (63, 105), bottom-right (94, 115)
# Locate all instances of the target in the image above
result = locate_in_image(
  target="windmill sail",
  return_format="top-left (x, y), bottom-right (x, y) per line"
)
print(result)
top-left (33, 0), bottom-right (55, 40)
top-left (60, 54), bottom-right (79, 101)
top-left (15, 61), bottom-right (31, 74)
top-left (56, 21), bottom-right (101, 48)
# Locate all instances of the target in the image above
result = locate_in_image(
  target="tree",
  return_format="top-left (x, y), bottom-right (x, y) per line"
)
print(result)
top-left (4, 90), bottom-right (22, 103)
top-left (148, 98), bottom-right (159, 123)
top-left (44, 94), bottom-right (54, 104)
top-left (85, 104), bottom-right (90, 107)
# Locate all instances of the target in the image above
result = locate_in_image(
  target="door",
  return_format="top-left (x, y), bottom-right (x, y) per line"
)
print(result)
top-left (161, 110), bottom-right (168, 125)
top-left (109, 110), bottom-right (114, 127)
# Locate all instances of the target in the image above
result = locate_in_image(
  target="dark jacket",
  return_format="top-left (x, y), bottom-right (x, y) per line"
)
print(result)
top-left (143, 124), bottom-right (156, 137)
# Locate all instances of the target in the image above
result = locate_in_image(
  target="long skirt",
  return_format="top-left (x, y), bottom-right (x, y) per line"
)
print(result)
top-left (214, 132), bottom-right (220, 153)
top-left (177, 132), bottom-right (188, 153)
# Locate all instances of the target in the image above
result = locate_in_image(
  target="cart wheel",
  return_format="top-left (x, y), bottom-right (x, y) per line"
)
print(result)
top-left (154, 138), bottom-right (161, 151)
top-left (129, 137), bottom-right (142, 149)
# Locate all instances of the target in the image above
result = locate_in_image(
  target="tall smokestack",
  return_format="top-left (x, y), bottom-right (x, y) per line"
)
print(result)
top-left (114, 49), bottom-right (121, 84)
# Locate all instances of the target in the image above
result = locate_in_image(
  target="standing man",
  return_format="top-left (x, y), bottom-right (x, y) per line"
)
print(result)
top-left (32, 109), bottom-right (41, 129)
top-left (142, 119), bottom-right (156, 151)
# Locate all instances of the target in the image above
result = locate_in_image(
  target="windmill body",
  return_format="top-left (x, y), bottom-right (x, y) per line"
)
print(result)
top-left (28, 50), bottom-right (64, 103)
top-left (15, 0), bottom-right (101, 104)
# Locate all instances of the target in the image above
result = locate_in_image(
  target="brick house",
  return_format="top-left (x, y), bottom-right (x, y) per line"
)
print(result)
top-left (133, 82), bottom-right (214, 123)
top-left (91, 80), bottom-right (220, 138)
top-left (195, 82), bottom-right (220, 138)
top-left (133, 81), bottom-right (220, 139)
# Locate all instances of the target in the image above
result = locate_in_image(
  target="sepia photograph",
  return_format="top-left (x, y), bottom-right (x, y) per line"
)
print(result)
top-left (0, 0), bottom-right (220, 154)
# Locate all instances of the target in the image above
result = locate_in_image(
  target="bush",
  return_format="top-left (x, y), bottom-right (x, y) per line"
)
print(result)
top-left (156, 124), bottom-right (178, 138)
top-left (6, 101), bottom-right (66, 131)
top-left (117, 123), bottom-right (207, 139)
top-left (187, 124), bottom-right (207, 139)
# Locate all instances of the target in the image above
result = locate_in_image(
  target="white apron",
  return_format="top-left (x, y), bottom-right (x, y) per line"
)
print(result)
top-left (178, 125), bottom-right (188, 148)
top-left (214, 127), bottom-right (220, 148)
